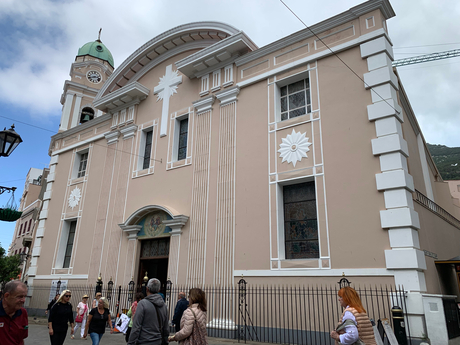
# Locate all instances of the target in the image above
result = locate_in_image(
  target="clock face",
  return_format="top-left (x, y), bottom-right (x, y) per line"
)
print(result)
top-left (87, 70), bottom-right (102, 83)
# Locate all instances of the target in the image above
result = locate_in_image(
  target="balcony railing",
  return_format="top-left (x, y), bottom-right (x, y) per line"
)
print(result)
top-left (414, 189), bottom-right (460, 230)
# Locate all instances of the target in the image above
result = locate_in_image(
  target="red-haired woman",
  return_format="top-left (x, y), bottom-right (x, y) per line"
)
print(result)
top-left (330, 287), bottom-right (376, 345)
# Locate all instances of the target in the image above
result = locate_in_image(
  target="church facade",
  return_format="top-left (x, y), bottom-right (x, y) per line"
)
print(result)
top-left (26, 0), bottom-right (460, 339)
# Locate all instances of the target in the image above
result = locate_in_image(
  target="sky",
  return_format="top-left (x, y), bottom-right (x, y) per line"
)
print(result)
top-left (0, 0), bottom-right (459, 250)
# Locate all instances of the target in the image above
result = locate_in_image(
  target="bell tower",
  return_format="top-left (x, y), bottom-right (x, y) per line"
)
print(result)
top-left (59, 31), bottom-right (114, 132)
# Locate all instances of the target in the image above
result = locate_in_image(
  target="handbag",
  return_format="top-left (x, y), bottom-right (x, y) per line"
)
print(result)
top-left (335, 319), bottom-right (365, 345)
top-left (75, 304), bottom-right (87, 323)
top-left (189, 308), bottom-right (208, 345)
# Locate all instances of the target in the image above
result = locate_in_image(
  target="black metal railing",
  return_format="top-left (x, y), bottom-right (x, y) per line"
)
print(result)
top-left (24, 281), bottom-right (411, 345)
top-left (414, 189), bottom-right (460, 229)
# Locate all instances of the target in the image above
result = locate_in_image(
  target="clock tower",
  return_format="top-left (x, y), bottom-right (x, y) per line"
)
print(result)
top-left (59, 35), bottom-right (114, 132)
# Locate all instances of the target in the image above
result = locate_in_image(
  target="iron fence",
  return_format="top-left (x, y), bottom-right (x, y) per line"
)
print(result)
top-left (24, 279), bottom-right (410, 345)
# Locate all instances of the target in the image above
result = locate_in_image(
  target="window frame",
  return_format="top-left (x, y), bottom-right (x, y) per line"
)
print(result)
top-left (172, 114), bottom-right (189, 162)
top-left (71, 149), bottom-right (89, 180)
top-left (276, 71), bottom-right (311, 122)
top-left (277, 177), bottom-right (319, 260)
top-left (138, 127), bottom-right (154, 171)
top-left (56, 219), bottom-right (77, 269)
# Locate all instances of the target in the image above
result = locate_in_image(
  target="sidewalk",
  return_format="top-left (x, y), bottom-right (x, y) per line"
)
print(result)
top-left (26, 317), bottom-right (266, 345)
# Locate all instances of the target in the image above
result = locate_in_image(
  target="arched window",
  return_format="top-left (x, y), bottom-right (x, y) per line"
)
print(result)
top-left (80, 107), bottom-right (95, 124)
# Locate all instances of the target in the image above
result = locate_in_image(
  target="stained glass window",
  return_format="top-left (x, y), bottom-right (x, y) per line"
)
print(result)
top-left (283, 181), bottom-right (318, 259)
top-left (280, 78), bottom-right (311, 121)
top-left (141, 238), bottom-right (170, 258)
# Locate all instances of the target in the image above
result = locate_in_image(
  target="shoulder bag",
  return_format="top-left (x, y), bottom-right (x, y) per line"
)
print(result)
top-left (189, 308), bottom-right (208, 345)
top-left (335, 319), bottom-right (365, 345)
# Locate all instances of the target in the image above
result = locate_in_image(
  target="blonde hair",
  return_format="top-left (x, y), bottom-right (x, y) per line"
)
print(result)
top-left (99, 296), bottom-right (109, 309)
top-left (56, 290), bottom-right (72, 304)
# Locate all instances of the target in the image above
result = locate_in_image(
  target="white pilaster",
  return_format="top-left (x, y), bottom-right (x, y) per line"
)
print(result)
top-left (70, 95), bottom-right (83, 128)
top-left (60, 93), bottom-right (74, 131)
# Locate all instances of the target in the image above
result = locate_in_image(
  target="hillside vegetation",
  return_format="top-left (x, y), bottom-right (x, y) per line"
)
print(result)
top-left (427, 144), bottom-right (460, 180)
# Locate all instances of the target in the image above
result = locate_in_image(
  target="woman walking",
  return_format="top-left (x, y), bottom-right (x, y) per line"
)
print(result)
top-left (46, 293), bottom-right (60, 315)
top-left (125, 292), bottom-right (144, 342)
top-left (92, 292), bottom-right (102, 309)
top-left (330, 286), bottom-right (376, 345)
top-left (72, 294), bottom-right (89, 339)
top-left (84, 297), bottom-right (113, 345)
top-left (168, 288), bottom-right (207, 345)
top-left (48, 290), bottom-right (74, 345)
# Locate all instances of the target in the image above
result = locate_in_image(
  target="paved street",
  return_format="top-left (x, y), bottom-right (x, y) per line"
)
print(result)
top-left (25, 318), bottom-right (258, 345)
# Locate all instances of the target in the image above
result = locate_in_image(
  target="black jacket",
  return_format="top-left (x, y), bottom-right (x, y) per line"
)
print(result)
top-left (48, 302), bottom-right (74, 332)
top-left (172, 298), bottom-right (189, 331)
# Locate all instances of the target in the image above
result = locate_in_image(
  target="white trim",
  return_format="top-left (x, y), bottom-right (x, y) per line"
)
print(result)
top-left (234, 269), bottom-right (393, 277)
top-left (52, 133), bottom-right (107, 156)
top-left (33, 274), bottom-right (89, 280)
top-left (237, 28), bottom-right (389, 90)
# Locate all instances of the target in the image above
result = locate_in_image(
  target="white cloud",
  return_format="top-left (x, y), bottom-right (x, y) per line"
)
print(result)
top-left (0, 0), bottom-right (459, 146)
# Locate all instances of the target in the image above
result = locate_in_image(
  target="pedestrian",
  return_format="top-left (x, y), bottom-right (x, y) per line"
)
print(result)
top-left (72, 294), bottom-right (89, 339)
top-left (0, 280), bottom-right (28, 345)
top-left (127, 278), bottom-right (169, 345)
top-left (46, 293), bottom-right (60, 315)
top-left (48, 289), bottom-right (74, 345)
top-left (92, 292), bottom-right (102, 309)
top-left (125, 292), bottom-right (144, 342)
top-left (330, 286), bottom-right (376, 345)
top-left (168, 288), bottom-right (207, 345)
top-left (172, 292), bottom-right (188, 332)
top-left (84, 297), bottom-right (113, 344)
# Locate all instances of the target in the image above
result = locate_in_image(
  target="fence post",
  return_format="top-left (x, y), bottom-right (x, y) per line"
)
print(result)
top-left (165, 278), bottom-right (172, 310)
top-left (96, 274), bottom-right (103, 295)
top-left (142, 272), bottom-right (148, 296)
top-left (116, 285), bottom-right (122, 317)
top-left (238, 276), bottom-right (247, 343)
top-left (107, 277), bottom-right (114, 302)
top-left (337, 274), bottom-right (351, 289)
top-left (128, 277), bottom-right (135, 304)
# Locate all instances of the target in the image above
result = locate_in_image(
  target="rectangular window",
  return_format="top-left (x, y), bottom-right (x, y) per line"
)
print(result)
top-left (77, 152), bottom-right (88, 178)
top-left (283, 181), bottom-right (318, 259)
top-left (177, 118), bottom-right (189, 161)
top-left (63, 221), bottom-right (77, 268)
top-left (142, 130), bottom-right (153, 170)
top-left (19, 224), bottom-right (23, 237)
top-left (27, 219), bottom-right (33, 233)
top-left (280, 78), bottom-right (311, 121)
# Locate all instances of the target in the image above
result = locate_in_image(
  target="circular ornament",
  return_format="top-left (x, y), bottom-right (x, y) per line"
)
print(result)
top-left (68, 187), bottom-right (82, 209)
top-left (278, 129), bottom-right (312, 167)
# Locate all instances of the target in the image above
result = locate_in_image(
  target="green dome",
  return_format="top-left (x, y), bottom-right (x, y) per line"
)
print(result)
top-left (77, 40), bottom-right (114, 67)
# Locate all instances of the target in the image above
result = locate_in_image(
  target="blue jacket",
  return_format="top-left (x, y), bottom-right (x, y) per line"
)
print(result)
top-left (172, 298), bottom-right (188, 331)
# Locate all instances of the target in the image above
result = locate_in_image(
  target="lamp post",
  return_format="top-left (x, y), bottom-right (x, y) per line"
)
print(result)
top-left (0, 124), bottom-right (23, 195)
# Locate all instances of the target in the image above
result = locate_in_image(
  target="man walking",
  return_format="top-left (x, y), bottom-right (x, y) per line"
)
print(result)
top-left (172, 292), bottom-right (188, 332)
top-left (127, 278), bottom-right (169, 345)
top-left (0, 280), bottom-right (28, 345)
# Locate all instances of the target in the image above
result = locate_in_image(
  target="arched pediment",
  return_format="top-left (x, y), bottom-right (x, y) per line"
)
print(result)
top-left (95, 22), bottom-right (240, 103)
top-left (121, 204), bottom-right (184, 226)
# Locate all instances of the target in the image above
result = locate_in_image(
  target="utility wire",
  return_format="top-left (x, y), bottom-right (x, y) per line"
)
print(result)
top-left (394, 42), bottom-right (460, 49)
top-left (279, 0), bottom-right (400, 115)
top-left (0, 114), bottom-right (163, 163)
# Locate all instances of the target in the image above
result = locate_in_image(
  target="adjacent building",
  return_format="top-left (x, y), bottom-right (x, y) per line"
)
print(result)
top-left (24, 0), bottom-right (460, 342)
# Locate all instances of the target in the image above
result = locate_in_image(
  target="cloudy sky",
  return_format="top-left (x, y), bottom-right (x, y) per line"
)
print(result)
top-left (0, 0), bottom-right (459, 249)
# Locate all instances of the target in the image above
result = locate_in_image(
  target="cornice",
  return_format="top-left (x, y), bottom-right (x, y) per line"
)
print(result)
top-left (216, 86), bottom-right (240, 106)
top-left (193, 95), bottom-right (215, 113)
top-left (51, 113), bottom-right (111, 141)
top-left (105, 130), bottom-right (120, 145)
top-left (235, 0), bottom-right (395, 67)
top-left (176, 32), bottom-right (258, 78)
top-left (120, 124), bottom-right (138, 140)
top-left (60, 80), bottom-right (99, 104)
top-left (93, 82), bottom-right (150, 111)
top-left (70, 60), bottom-right (113, 77)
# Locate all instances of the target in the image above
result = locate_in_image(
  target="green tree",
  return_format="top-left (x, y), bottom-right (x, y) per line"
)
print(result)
top-left (0, 243), bottom-right (21, 286)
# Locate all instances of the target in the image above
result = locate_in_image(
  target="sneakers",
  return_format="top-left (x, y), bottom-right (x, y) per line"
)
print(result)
top-left (71, 335), bottom-right (74, 339)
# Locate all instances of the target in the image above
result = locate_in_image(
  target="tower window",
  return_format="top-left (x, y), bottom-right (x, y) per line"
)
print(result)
top-left (80, 107), bottom-right (95, 124)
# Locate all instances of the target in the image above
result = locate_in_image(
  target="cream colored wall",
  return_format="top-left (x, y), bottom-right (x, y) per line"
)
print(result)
top-left (317, 49), bottom-right (389, 269)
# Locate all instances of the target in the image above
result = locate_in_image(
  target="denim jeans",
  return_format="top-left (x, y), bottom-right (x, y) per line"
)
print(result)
top-left (89, 332), bottom-right (103, 345)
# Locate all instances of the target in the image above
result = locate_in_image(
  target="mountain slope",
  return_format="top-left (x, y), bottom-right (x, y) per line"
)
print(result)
top-left (427, 144), bottom-right (460, 180)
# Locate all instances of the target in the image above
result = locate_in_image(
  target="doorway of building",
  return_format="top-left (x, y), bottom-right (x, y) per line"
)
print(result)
top-left (138, 237), bottom-right (170, 294)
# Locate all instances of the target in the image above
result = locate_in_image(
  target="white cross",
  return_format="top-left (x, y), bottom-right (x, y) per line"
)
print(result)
top-left (154, 64), bottom-right (183, 137)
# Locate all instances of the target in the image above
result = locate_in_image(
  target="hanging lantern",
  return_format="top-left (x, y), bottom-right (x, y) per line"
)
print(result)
top-left (0, 125), bottom-right (23, 157)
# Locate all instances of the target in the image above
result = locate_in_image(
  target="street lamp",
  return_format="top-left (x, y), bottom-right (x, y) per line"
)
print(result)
top-left (0, 124), bottom-right (23, 157)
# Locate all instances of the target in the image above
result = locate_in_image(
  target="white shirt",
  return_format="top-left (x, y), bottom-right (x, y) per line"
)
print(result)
top-left (339, 308), bottom-right (359, 345)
